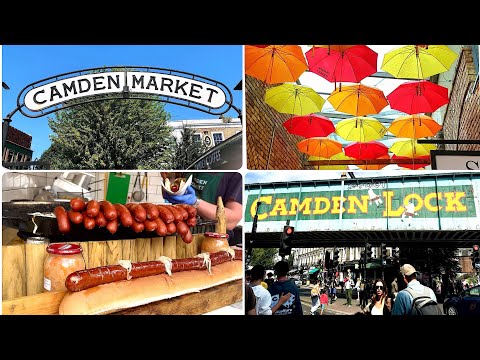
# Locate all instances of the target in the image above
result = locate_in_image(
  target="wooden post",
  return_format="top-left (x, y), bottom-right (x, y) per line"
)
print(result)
top-left (106, 240), bottom-right (122, 265)
top-left (88, 241), bottom-right (107, 268)
top-left (195, 233), bottom-right (205, 255)
top-left (121, 239), bottom-right (137, 262)
top-left (136, 238), bottom-right (151, 262)
top-left (25, 242), bottom-right (48, 296)
top-left (151, 237), bottom-right (164, 261)
top-left (2, 243), bottom-right (26, 300)
top-left (215, 196), bottom-right (226, 234)
top-left (176, 236), bottom-right (186, 259)
top-left (163, 235), bottom-right (176, 259)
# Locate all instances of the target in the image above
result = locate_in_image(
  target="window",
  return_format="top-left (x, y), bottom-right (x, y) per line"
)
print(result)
top-left (192, 133), bottom-right (202, 143)
top-left (212, 132), bottom-right (224, 146)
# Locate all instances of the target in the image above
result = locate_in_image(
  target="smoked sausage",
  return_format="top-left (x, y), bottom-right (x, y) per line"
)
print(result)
top-left (86, 200), bottom-right (100, 218)
top-left (167, 205), bottom-right (183, 223)
top-left (141, 203), bottom-right (159, 220)
top-left (126, 203), bottom-right (147, 222)
top-left (114, 204), bottom-right (133, 227)
top-left (67, 210), bottom-right (83, 225)
top-left (173, 205), bottom-right (189, 220)
top-left (156, 205), bottom-right (175, 224)
top-left (70, 197), bottom-right (86, 212)
top-left (106, 218), bottom-right (118, 234)
top-left (95, 211), bottom-right (107, 228)
top-left (82, 211), bottom-right (96, 230)
top-left (100, 201), bottom-right (117, 221)
top-left (153, 218), bottom-right (168, 236)
top-left (177, 204), bottom-right (197, 218)
top-left (54, 206), bottom-right (71, 234)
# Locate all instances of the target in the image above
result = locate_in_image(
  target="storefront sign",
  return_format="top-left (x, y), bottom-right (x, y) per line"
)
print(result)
top-left (24, 71), bottom-right (226, 111)
top-left (431, 150), bottom-right (480, 170)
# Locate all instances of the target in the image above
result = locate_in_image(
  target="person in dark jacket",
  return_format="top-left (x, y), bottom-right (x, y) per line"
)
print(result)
top-left (268, 261), bottom-right (303, 315)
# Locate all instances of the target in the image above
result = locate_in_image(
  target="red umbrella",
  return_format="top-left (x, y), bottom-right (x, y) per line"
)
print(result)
top-left (305, 45), bottom-right (378, 83)
top-left (387, 80), bottom-right (449, 114)
top-left (392, 155), bottom-right (430, 170)
top-left (282, 114), bottom-right (335, 138)
top-left (344, 141), bottom-right (389, 160)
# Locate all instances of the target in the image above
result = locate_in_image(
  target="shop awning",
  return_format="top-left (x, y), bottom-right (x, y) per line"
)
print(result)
top-left (309, 268), bottom-right (320, 274)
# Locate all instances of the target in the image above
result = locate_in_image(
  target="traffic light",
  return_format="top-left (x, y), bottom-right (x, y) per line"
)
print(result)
top-left (279, 225), bottom-right (294, 257)
top-left (333, 248), bottom-right (340, 268)
top-left (392, 247), bottom-right (400, 265)
top-left (366, 243), bottom-right (373, 263)
top-left (380, 243), bottom-right (387, 265)
top-left (360, 250), bottom-right (366, 265)
top-left (473, 245), bottom-right (480, 270)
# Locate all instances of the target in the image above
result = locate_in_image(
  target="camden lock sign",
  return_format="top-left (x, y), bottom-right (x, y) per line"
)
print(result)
top-left (16, 67), bottom-right (235, 118)
top-left (245, 177), bottom-right (480, 232)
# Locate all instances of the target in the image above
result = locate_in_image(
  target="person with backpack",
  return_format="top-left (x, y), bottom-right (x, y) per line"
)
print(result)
top-left (268, 261), bottom-right (303, 315)
top-left (391, 264), bottom-right (442, 315)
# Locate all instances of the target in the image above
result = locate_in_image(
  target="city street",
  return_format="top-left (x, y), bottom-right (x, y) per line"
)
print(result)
top-left (297, 285), bottom-right (445, 315)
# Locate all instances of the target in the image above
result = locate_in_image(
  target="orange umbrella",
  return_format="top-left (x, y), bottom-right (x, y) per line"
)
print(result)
top-left (297, 137), bottom-right (343, 158)
top-left (327, 84), bottom-right (388, 116)
top-left (392, 155), bottom-right (430, 170)
top-left (357, 155), bottom-right (390, 170)
top-left (245, 45), bottom-right (308, 84)
top-left (388, 114), bottom-right (442, 139)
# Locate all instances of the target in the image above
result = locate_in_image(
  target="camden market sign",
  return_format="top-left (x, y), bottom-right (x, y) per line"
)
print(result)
top-left (16, 67), bottom-right (236, 118)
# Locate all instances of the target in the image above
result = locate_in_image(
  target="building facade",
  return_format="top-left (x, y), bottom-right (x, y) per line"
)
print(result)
top-left (3, 126), bottom-right (33, 163)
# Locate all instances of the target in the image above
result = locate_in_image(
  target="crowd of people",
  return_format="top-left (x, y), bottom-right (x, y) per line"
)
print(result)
top-left (246, 262), bottom-right (444, 316)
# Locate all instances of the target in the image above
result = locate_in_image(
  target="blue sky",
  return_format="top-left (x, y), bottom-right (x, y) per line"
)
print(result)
top-left (2, 45), bottom-right (242, 158)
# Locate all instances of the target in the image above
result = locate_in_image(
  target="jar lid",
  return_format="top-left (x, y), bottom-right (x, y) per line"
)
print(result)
top-left (47, 243), bottom-right (82, 255)
top-left (204, 232), bottom-right (229, 239)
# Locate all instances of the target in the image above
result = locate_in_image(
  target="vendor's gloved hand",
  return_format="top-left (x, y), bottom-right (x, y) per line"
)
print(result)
top-left (162, 185), bottom-right (197, 205)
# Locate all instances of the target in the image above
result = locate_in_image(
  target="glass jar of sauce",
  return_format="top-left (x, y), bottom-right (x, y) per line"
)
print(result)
top-left (44, 243), bottom-right (85, 292)
top-left (201, 232), bottom-right (230, 253)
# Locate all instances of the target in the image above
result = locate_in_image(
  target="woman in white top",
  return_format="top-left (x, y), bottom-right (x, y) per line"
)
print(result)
top-left (250, 265), bottom-right (291, 315)
top-left (363, 278), bottom-right (392, 316)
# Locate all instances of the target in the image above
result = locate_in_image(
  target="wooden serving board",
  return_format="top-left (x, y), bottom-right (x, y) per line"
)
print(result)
top-left (2, 280), bottom-right (242, 315)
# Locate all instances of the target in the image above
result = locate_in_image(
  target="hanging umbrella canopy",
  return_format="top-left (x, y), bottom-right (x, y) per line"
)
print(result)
top-left (308, 152), bottom-right (352, 170)
top-left (283, 114), bottom-right (335, 138)
top-left (327, 84), bottom-right (388, 116)
top-left (356, 155), bottom-right (390, 170)
top-left (306, 45), bottom-right (378, 83)
top-left (381, 45), bottom-right (458, 79)
top-left (245, 45), bottom-right (308, 84)
top-left (297, 137), bottom-right (343, 157)
top-left (335, 116), bottom-right (387, 142)
top-left (344, 141), bottom-right (389, 160)
top-left (390, 139), bottom-right (437, 157)
top-left (387, 80), bottom-right (449, 114)
top-left (265, 83), bottom-right (326, 116)
top-left (388, 114), bottom-right (442, 139)
top-left (392, 155), bottom-right (431, 170)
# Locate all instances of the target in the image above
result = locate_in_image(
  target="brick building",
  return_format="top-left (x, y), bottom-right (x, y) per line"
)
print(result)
top-left (2, 126), bottom-right (33, 163)
top-left (441, 46), bottom-right (480, 151)
top-left (169, 118), bottom-right (242, 149)
top-left (246, 77), bottom-right (313, 170)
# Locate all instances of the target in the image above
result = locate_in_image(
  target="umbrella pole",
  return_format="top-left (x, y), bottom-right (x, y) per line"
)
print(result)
top-left (266, 125), bottom-right (277, 170)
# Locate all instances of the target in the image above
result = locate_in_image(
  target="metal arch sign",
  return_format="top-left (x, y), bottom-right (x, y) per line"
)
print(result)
top-left (17, 66), bottom-right (235, 118)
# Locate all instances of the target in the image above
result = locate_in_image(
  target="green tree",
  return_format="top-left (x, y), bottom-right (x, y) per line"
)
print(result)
top-left (40, 96), bottom-right (174, 169)
top-left (400, 247), bottom-right (460, 287)
top-left (250, 248), bottom-right (278, 269)
top-left (169, 123), bottom-right (208, 169)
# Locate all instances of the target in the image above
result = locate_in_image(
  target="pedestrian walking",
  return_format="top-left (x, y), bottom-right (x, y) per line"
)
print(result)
top-left (320, 289), bottom-right (329, 315)
top-left (362, 278), bottom-right (392, 315)
top-left (310, 281), bottom-right (321, 315)
top-left (344, 270), bottom-right (354, 307)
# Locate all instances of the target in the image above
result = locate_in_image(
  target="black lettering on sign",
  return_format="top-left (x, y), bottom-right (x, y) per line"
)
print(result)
top-left (160, 77), bottom-right (173, 92)
top-left (63, 81), bottom-right (78, 97)
top-left (131, 74), bottom-right (144, 89)
top-left (189, 83), bottom-right (202, 99)
top-left (93, 76), bottom-right (106, 91)
top-left (146, 76), bottom-right (159, 90)
top-left (78, 79), bottom-right (91, 93)
top-left (205, 87), bottom-right (219, 103)
top-left (50, 86), bottom-right (62, 101)
top-left (174, 80), bottom-right (188, 96)
top-left (466, 160), bottom-right (480, 170)
top-left (33, 90), bottom-right (46, 104)
top-left (107, 74), bottom-right (120, 90)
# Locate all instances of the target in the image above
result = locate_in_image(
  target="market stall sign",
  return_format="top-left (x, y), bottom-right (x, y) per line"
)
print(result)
top-left (17, 67), bottom-right (235, 118)
top-left (431, 150), bottom-right (480, 170)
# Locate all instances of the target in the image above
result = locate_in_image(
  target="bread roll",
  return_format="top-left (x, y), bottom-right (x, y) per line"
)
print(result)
top-left (59, 260), bottom-right (242, 315)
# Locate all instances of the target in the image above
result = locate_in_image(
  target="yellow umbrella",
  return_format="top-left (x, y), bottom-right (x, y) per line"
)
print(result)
top-left (335, 116), bottom-right (387, 142)
top-left (327, 84), bottom-right (388, 116)
top-left (388, 114), bottom-right (442, 139)
top-left (389, 139), bottom-right (437, 157)
top-left (308, 152), bottom-right (352, 170)
top-left (381, 45), bottom-right (458, 79)
top-left (265, 83), bottom-right (325, 115)
top-left (297, 137), bottom-right (343, 157)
